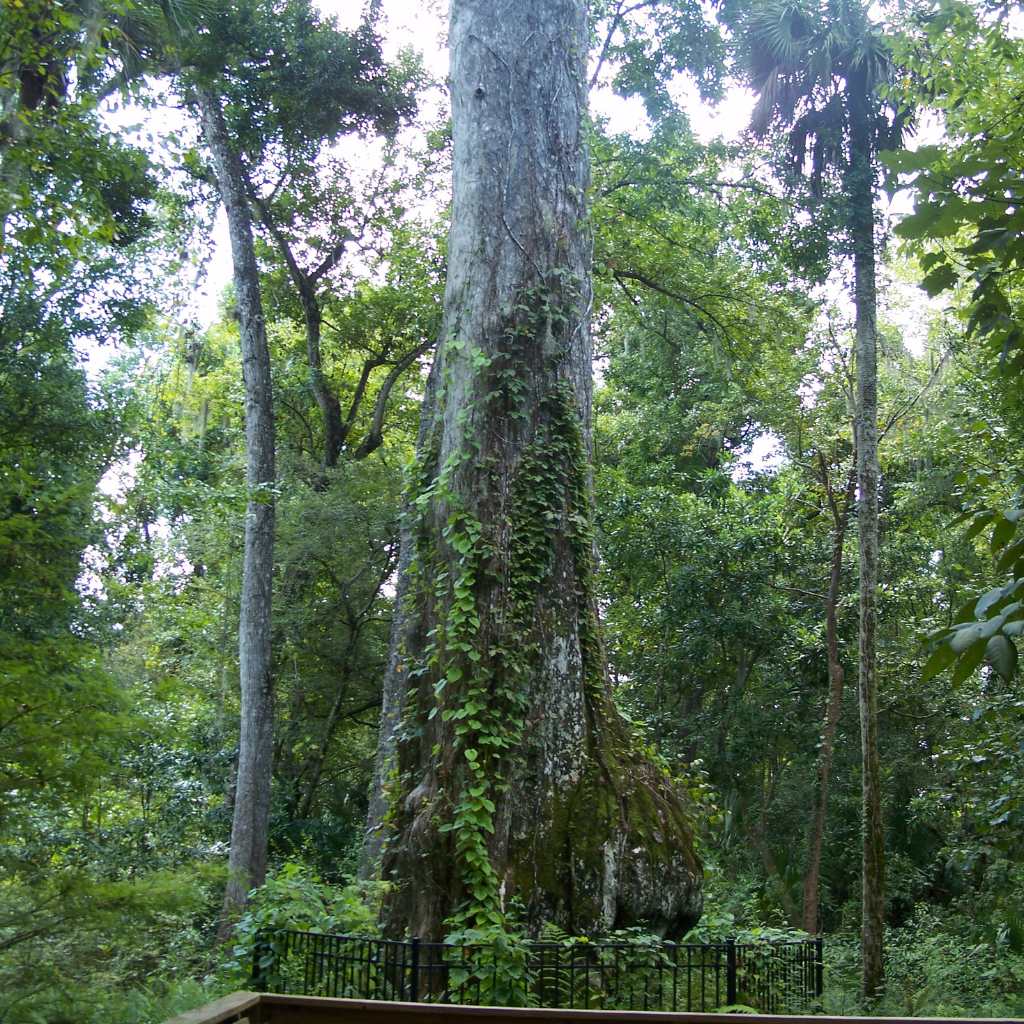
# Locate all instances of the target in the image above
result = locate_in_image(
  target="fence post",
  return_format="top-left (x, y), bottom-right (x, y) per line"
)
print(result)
top-left (250, 931), bottom-right (266, 993)
top-left (726, 938), bottom-right (737, 1005)
top-left (814, 937), bottom-right (824, 998)
top-left (409, 936), bottom-right (421, 1003)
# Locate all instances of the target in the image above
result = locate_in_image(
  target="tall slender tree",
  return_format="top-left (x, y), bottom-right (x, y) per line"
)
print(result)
top-left (738, 0), bottom-right (906, 995)
top-left (129, 0), bottom-right (418, 924)
top-left (802, 446), bottom-right (856, 934)
top-left (196, 86), bottom-right (277, 928)
top-left (367, 0), bottom-right (702, 941)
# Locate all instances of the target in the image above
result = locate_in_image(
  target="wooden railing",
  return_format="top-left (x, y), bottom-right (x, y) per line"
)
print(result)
top-left (166, 992), bottom-right (1024, 1024)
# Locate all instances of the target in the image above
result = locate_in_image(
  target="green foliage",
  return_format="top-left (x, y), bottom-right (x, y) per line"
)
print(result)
top-left (7, 0), bottom-right (1024, 1017)
top-left (0, 346), bottom-right (131, 808)
top-left (173, 0), bottom-right (418, 158)
top-left (886, 1), bottom-right (1024, 691)
top-left (589, 0), bottom-right (725, 116)
top-left (824, 910), bottom-right (1024, 1017)
top-left (227, 862), bottom-right (389, 991)
top-left (445, 924), bottom-right (536, 1008)
top-left (887, 0), bottom-right (1024, 371)
top-left (0, 863), bottom-right (226, 1024)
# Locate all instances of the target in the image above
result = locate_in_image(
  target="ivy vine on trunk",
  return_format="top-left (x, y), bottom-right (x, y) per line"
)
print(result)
top-left (366, 0), bottom-right (702, 943)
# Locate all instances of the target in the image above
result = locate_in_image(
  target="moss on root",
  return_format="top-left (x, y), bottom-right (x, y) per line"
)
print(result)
top-left (509, 702), bottom-right (703, 939)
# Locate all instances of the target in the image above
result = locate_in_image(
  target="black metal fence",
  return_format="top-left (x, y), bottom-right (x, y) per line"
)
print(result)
top-left (252, 931), bottom-right (824, 1014)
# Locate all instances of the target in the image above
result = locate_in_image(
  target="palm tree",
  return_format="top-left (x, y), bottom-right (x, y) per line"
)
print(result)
top-left (740, 0), bottom-right (907, 998)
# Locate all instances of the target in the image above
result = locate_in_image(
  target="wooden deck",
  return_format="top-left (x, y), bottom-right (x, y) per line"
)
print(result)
top-left (166, 992), bottom-right (1024, 1024)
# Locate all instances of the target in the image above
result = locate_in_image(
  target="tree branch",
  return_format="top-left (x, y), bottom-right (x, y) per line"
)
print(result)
top-left (352, 337), bottom-right (433, 460)
top-left (611, 267), bottom-right (733, 339)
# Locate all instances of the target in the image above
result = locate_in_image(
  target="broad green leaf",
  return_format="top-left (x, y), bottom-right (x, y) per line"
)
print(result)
top-left (985, 634), bottom-right (1018, 680)
top-left (991, 515), bottom-right (1018, 552)
top-left (976, 583), bottom-right (1011, 619)
top-left (921, 264), bottom-right (959, 296)
top-left (951, 623), bottom-right (986, 652)
top-left (952, 638), bottom-right (988, 685)
top-left (963, 510), bottom-right (997, 540)
top-left (921, 641), bottom-right (958, 681)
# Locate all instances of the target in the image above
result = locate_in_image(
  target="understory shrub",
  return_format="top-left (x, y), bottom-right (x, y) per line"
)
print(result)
top-left (823, 910), bottom-right (1024, 1017)
top-left (225, 862), bottom-right (390, 992)
top-left (0, 864), bottom-right (225, 1024)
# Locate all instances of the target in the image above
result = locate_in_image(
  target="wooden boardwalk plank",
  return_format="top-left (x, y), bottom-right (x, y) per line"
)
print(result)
top-left (163, 990), bottom-right (262, 1024)
top-left (256, 994), bottom-right (1023, 1024)
top-left (166, 992), bottom-right (1024, 1024)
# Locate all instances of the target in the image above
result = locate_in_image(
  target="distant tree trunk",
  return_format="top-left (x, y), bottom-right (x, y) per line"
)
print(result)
top-left (849, 71), bottom-right (885, 999)
top-left (247, 194), bottom-right (346, 471)
top-left (801, 457), bottom-right (855, 934)
top-left (714, 648), bottom-right (757, 763)
top-left (301, 288), bottom-right (346, 468)
top-left (199, 88), bottom-right (276, 934)
top-left (369, 0), bottom-right (701, 941)
top-left (359, 532), bottom-right (415, 879)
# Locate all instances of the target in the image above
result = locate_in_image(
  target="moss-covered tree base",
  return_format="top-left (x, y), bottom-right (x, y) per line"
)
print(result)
top-left (382, 686), bottom-right (703, 940)
top-left (508, 706), bottom-right (703, 938)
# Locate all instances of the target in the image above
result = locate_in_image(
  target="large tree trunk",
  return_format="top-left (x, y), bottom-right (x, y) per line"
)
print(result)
top-left (849, 74), bottom-right (885, 999)
top-left (199, 88), bottom-right (277, 931)
top-left (370, 0), bottom-right (701, 942)
top-left (801, 458), bottom-right (855, 934)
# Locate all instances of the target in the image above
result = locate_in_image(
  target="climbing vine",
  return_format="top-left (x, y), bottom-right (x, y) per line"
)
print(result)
top-left (394, 277), bottom-right (604, 937)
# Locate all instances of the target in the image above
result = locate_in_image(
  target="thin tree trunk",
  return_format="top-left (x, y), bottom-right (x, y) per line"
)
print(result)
top-left (302, 291), bottom-right (346, 468)
top-left (801, 458), bottom-right (856, 934)
top-left (849, 74), bottom-right (885, 999)
top-left (198, 87), bottom-right (276, 935)
top-left (295, 696), bottom-right (381, 821)
top-left (715, 648), bottom-right (756, 763)
top-left (247, 195), bottom-right (346, 470)
top-left (755, 822), bottom-right (799, 926)
top-left (373, 0), bottom-right (701, 941)
top-left (294, 683), bottom-right (347, 821)
top-left (359, 526), bottom-right (416, 879)
top-left (1, 32), bottom-right (42, 245)
top-left (249, 190), bottom-right (426, 470)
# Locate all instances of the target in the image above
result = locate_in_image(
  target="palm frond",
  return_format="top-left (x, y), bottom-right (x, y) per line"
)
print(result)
top-left (748, 0), bottom-right (813, 68)
top-left (750, 69), bottom-right (781, 136)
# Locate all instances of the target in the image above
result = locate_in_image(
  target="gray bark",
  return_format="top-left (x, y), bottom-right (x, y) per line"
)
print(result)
top-left (198, 88), bottom-right (276, 930)
top-left (301, 288), bottom-right (346, 468)
top-left (368, 0), bottom-right (701, 941)
top-left (849, 72), bottom-right (885, 999)
top-left (359, 528), bottom-right (416, 878)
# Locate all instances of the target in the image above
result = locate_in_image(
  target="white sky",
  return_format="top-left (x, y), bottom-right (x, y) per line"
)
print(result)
top-left (193, 0), bottom-right (762, 325)
top-left (89, 0), bottom-right (951, 503)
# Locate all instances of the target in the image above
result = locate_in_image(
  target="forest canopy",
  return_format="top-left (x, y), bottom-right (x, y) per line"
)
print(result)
top-left (2, 0), bottom-right (1024, 1020)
